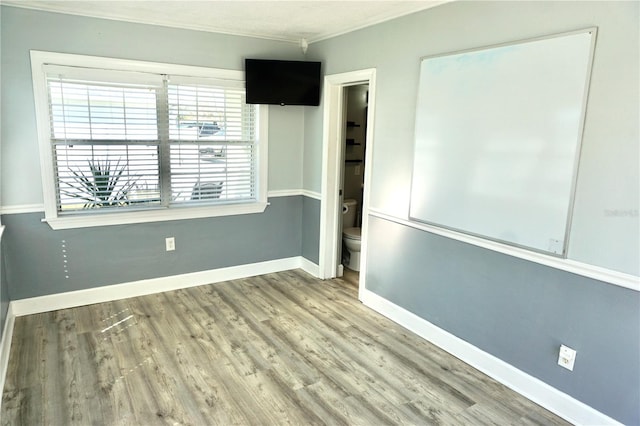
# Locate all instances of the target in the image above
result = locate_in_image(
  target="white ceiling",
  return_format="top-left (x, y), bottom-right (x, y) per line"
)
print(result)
top-left (2, 0), bottom-right (448, 45)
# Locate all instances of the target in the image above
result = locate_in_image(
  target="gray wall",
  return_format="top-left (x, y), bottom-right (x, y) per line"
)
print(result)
top-left (301, 197), bottom-right (320, 264)
top-left (2, 197), bottom-right (302, 300)
top-left (0, 228), bottom-right (7, 336)
top-left (305, 1), bottom-right (639, 423)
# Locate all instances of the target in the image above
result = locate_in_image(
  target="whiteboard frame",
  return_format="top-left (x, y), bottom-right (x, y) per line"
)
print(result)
top-left (408, 27), bottom-right (598, 257)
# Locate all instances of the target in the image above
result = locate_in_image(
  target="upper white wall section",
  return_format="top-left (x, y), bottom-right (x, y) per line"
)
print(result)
top-left (0, 6), bottom-right (305, 208)
top-left (305, 1), bottom-right (639, 276)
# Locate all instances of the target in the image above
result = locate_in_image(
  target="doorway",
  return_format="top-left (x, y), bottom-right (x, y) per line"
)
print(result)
top-left (318, 69), bottom-right (376, 300)
top-left (340, 84), bottom-right (368, 285)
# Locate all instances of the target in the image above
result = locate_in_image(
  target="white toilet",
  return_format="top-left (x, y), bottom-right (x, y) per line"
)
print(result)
top-left (342, 199), bottom-right (362, 271)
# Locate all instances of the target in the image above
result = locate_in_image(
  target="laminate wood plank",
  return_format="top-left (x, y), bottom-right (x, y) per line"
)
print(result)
top-left (402, 398), bottom-right (470, 426)
top-left (284, 272), bottom-right (515, 407)
top-left (74, 302), bottom-right (135, 425)
top-left (259, 315), bottom-right (417, 425)
top-left (101, 304), bottom-right (165, 425)
top-left (163, 288), bottom-right (271, 382)
top-left (73, 331), bottom-right (119, 426)
top-left (129, 294), bottom-right (240, 425)
top-left (2, 269), bottom-right (571, 425)
top-left (79, 306), bottom-right (146, 426)
top-left (253, 274), bottom-right (471, 414)
top-left (292, 384), bottom-right (351, 426)
top-left (74, 302), bottom-right (123, 335)
top-left (268, 276), bottom-right (473, 400)
top-left (1, 316), bottom-right (44, 426)
top-left (227, 277), bottom-right (282, 322)
top-left (301, 380), bottom-right (396, 426)
top-left (199, 295), bottom-right (274, 376)
top-left (131, 292), bottom-right (261, 425)
top-left (43, 309), bottom-right (77, 425)
top-left (519, 407), bottom-right (566, 426)
top-left (230, 276), bottom-right (540, 426)
top-left (458, 400), bottom-right (528, 425)
top-left (240, 368), bottom-right (328, 425)
top-left (213, 287), bottom-right (323, 390)
top-left (237, 279), bottom-right (414, 424)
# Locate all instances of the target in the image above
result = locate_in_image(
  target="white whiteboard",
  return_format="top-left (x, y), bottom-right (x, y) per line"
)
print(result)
top-left (409, 29), bottom-right (596, 255)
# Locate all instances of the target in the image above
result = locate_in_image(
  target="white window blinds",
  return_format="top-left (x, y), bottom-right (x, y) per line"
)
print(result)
top-left (167, 79), bottom-right (257, 205)
top-left (44, 66), bottom-right (258, 213)
top-left (48, 79), bottom-right (159, 140)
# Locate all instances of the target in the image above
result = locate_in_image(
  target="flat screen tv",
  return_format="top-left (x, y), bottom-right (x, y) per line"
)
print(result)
top-left (245, 59), bottom-right (321, 106)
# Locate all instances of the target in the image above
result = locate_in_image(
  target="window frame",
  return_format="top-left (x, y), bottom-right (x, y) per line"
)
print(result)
top-left (30, 50), bottom-right (269, 230)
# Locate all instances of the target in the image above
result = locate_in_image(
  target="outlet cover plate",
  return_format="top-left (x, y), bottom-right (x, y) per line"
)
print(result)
top-left (558, 344), bottom-right (576, 371)
top-left (165, 237), bottom-right (176, 251)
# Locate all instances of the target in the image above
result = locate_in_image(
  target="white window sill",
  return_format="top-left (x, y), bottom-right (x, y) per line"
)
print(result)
top-left (42, 202), bottom-right (269, 230)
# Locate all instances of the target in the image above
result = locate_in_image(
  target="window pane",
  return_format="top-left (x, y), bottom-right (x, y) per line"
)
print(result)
top-left (169, 142), bottom-right (254, 204)
top-left (55, 144), bottom-right (160, 212)
top-left (167, 82), bottom-right (257, 206)
top-left (48, 80), bottom-right (158, 140)
top-left (168, 84), bottom-right (255, 142)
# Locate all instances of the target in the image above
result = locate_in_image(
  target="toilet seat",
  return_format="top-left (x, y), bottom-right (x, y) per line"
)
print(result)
top-left (343, 227), bottom-right (361, 240)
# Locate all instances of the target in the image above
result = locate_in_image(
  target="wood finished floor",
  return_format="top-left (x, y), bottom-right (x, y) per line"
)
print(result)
top-left (1, 270), bottom-right (570, 425)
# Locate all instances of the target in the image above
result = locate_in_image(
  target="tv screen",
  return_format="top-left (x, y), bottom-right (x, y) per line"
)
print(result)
top-left (245, 59), bottom-right (321, 106)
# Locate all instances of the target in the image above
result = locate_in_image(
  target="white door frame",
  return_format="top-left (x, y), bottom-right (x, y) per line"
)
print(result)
top-left (318, 68), bottom-right (376, 294)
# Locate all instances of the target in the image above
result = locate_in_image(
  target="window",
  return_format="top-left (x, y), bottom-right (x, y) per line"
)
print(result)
top-left (31, 51), bottom-right (268, 229)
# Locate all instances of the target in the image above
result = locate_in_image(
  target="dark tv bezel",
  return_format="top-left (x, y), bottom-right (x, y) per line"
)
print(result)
top-left (245, 59), bottom-right (321, 106)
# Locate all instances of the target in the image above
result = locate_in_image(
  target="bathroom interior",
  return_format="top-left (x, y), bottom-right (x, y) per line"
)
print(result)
top-left (341, 84), bottom-right (368, 286)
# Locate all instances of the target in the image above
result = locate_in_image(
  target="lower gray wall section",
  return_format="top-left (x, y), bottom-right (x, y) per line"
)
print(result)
top-left (3, 196), bottom-right (302, 300)
top-left (1, 226), bottom-right (8, 339)
top-left (366, 215), bottom-right (640, 425)
top-left (301, 196), bottom-right (320, 265)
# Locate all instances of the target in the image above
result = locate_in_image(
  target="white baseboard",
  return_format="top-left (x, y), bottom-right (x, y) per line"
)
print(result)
top-left (359, 288), bottom-right (621, 426)
top-left (10, 256), bottom-right (319, 317)
top-left (0, 303), bottom-right (16, 412)
top-left (300, 256), bottom-right (320, 277)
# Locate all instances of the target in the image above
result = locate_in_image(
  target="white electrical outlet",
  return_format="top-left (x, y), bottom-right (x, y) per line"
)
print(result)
top-left (558, 344), bottom-right (577, 371)
top-left (165, 237), bottom-right (176, 251)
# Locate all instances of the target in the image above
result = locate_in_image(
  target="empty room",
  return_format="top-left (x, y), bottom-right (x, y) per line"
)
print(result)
top-left (0, 1), bottom-right (638, 425)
